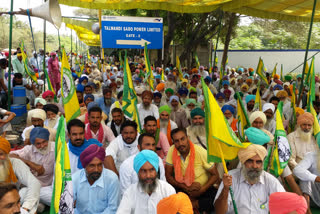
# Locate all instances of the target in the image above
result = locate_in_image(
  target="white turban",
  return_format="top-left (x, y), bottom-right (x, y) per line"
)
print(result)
top-left (283, 82), bottom-right (290, 88)
top-left (262, 103), bottom-right (275, 114)
top-left (34, 98), bottom-right (47, 106)
top-left (249, 111), bottom-right (267, 125)
top-left (28, 109), bottom-right (46, 121)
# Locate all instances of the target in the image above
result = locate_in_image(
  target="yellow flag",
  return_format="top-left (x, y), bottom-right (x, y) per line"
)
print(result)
top-left (254, 84), bottom-right (262, 111)
top-left (176, 56), bottom-right (183, 81)
top-left (61, 49), bottom-right (80, 122)
top-left (271, 63), bottom-right (278, 78)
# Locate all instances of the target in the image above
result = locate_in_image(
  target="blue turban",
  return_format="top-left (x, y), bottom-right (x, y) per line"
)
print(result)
top-left (30, 127), bottom-right (50, 144)
top-left (169, 95), bottom-right (179, 103)
top-left (79, 76), bottom-right (88, 84)
top-left (297, 74), bottom-right (302, 79)
top-left (135, 77), bottom-right (142, 82)
top-left (134, 150), bottom-right (159, 173)
top-left (183, 74), bottom-right (189, 78)
top-left (245, 127), bottom-right (270, 145)
top-left (215, 92), bottom-right (225, 99)
top-left (245, 95), bottom-right (256, 104)
top-left (274, 84), bottom-right (283, 90)
top-left (204, 76), bottom-right (212, 82)
top-left (84, 94), bottom-right (95, 102)
top-left (76, 84), bottom-right (84, 92)
top-left (87, 102), bottom-right (99, 111)
top-left (238, 68), bottom-right (244, 72)
top-left (222, 80), bottom-right (230, 86)
top-left (87, 82), bottom-right (96, 89)
top-left (165, 68), bottom-right (170, 72)
top-left (153, 91), bottom-right (162, 98)
top-left (221, 105), bottom-right (235, 115)
top-left (178, 87), bottom-right (188, 96)
top-left (72, 72), bottom-right (78, 79)
top-left (155, 75), bottom-right (161, 79)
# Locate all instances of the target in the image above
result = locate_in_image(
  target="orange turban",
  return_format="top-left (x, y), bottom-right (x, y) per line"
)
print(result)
top-left (0, 137), bottom-right (18, 183)
top-left (297, 112), bottom-right (314, 126)
top-left (276, 90), bottom-right (288, 98)
top-left (295, 107), bottom-right (304, 116)
top-left (246, 79), bottom-right (252, 84)
top-left (269, 192), bottom-right (307, 214)
top-left (273, 74), bottom-right (280, 79)
top-left (248, 68), bottom-right (254, 72)
top-left (156, 83), bottom-right (165, 92)
top-left (157, 192), bottom-right (193, 214)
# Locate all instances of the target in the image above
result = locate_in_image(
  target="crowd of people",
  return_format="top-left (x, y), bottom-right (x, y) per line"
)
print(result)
top-left (0, 48), bottom-right (318, 214)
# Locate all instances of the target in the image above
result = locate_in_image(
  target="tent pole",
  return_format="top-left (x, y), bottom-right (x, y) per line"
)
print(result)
top-left (7, 0), bottom-right (14, 110)
top-left (297, 0), bottom-right (317, 105)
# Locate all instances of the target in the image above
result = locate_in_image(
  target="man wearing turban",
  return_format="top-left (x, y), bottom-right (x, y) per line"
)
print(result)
top-left (157, 192), bottom-right (193, 214)
top-left (169, 95), bottom-right (190, 129)
top-left (245, 94), bottom-right (256, 117)
top-left (73, 144), bottom-right (120, 214)
top-left (117, 150), bottom-right (175, 214)
top-left (23, 109), bottom-right (56, 145)
top-left (166, 128), bottom-right (219, 213)
top-left (288, 112), bottom-right (319, 169)
top-left (11, 51), bottom-right (25, 75)
top-left (97, 88), bottom-right (116, 121)
top-left (222, 105), bottom-right (238, 132)
top-left (157, 105), bottom-right (178, 146)
top-left (34, 98), bottom-right (47, 109)
top-left (220, 80), bottom-right (235, 99)
top-left (166, 73), bottom-right (177, 91)
top-left (42, 90), bottom-right (55, 104)
top-left (10, 127), bottom-right (55, 207)
top-left (186, 108), bottom-right (207, 149)
top-left (262, 103), bottom-right (276, 135)
top-left (137, 90), bottom-right (159, 127)
top-left (214, 144), bottom-right (285, 214)
top-left (43, 104), bottom-right (60, 129)
top-left (0, 137), bottom-right (41, 213)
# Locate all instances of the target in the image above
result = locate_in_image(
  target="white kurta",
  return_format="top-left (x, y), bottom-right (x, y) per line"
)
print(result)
top-left (137, 104), bottom-right (159, 127)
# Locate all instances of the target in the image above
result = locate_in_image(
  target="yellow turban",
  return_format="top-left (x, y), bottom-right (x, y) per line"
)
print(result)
top-left (0, 137), bottom-right (18, 183)
top-left (276, 90), bottom-right (288, 98)
top-left (241, 84), bottom-right (249, 90)
top-left (295, 107), bottom-right (304, 116)
top-left (238, 144), bottom-right (267, 164)
top-left (297, 112), bottom-right (314, 126)
top-left (157, 192), bottom-right (193, 214)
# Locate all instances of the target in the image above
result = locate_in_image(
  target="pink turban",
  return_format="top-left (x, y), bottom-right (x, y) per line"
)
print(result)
top-left (80, 144), bottom-right (105, 168)
top-left (42, 90), bottom-right (55, 99)
top-left (297, 112), bottom-right (314, 126)
top-left (269, 192), bottom-right (307, 214)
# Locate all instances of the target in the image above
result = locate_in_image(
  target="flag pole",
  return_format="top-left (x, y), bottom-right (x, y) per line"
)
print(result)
top-left (217, 141), bottom-right (238, 214)
top-left (7, 0), bottom-right (14, 110)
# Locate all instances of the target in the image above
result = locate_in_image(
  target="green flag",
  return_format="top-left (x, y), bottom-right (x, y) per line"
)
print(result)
top-left (20, 42), bottom-right (38, 84)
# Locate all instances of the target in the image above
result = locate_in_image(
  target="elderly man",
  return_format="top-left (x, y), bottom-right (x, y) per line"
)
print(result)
top-left (169, 95), bottom-right (189, 129)
top-left (43, 104), bottom-right (60, 129)
top-left (137, 90), bottom-right (159, 127)
top-left (97, 88), bottom-right (115, 121)
top-left (117, 150), bottom-right (175, 214)
top-left (186, 108), bottom-right (207, 149)
top-left (10, 127), bottom-right (54, 206)
top-left (288, 112), bottom-right (319, 169)
top-left (214, 144), bottom-right (285, 214)
top-left (245, 94), bottom-right (256, 117)
top-left (222, 105), bottom-right (238, 132)
top-left (157, 105), bottom-right (178, 146)
top-left (23, 109), bottom-right (56, 145)
top-left (42, 90), bottom-right (55, 104)
top-left (67, 119), bottom-right (102, 174)
top-left (0, 137), bottom-right (41, 213)
top-left (107, 107), bottom-right (128, 137)
top-left (165, 128), bottom-right (219, 213)
top-left (105, 120), bottom-right (140, 176)
top-left (73, 144), bottom-right (120, 214)
top-left (263, 103), bottom-right (276, 135)
top-left (143, 116), bottom-right (170, 159)
top-left (85, 106), bottom-right (115, 147)
top-left (249, 111), bottom-right (274, 144)
top-left (119, 133), bottom-right (166, 195)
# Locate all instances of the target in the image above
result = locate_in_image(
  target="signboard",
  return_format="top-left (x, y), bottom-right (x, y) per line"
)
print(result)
top-left (101, 16), bottom-right (163, 49)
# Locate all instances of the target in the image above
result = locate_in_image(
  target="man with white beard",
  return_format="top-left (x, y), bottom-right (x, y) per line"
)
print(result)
top-left (262, 103), bottom-right (276, 135)
top-left (0, 137), bottom-right (41, 213)
top-left (221, 105), bottom-right (238, 132)
top-left (10, 127), bottom-right (55, 209)
top-left (288, 112), bottom-right (319, 170)
top-left (157, 105), bottom-right (178, 146)
top-left (293, 150), bottom-right (320, 210)
top-left (137, 90), bottom-right (159, 127)
top-left (186, 108), bottom-right (207, 149)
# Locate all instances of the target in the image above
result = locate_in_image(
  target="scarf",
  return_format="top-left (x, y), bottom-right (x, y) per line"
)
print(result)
top-left (68, 139), bottom-right (102, 169)
top-left (157, 119), bottom-right (172, 145)
top-left (172, 141), bottom-right (195, 187)
top-left (84, 112), bottom-right (89, 124)
top-left (85, 124), bottom-right (104, 144)
top-left (6, 161), bottom-right (18, 183)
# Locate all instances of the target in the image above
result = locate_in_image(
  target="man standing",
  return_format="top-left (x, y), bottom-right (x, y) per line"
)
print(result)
top-left (97, 88), bottom-right (115, 120)
top-left (165, 128), bottom-right (219, 213)
top-left (73, 144), bottom-right (120, 214)
top-left (214, 144), bottom-right (285, 214)
top-left (119, 133), bottom-right (167, 195)
top-left (105, 120), bottom-right (140, 176)
top-left (85, 106), bottom-right (115, 147)
top-left (117, 150), bottom-right (175, 214)
top-left (10, 127), bottom-right (54, 207)
top-left (107, 108), bottom-right (127, 137)
top-left (186, 108), bottom-right (207, 149)
top-left (157, 105), bottom-right (178, 146)
top-left (137, 90), bottom-right (159, 127)
top-left (288, 112), bottom-right (319, 169)
top-left (143, 116), bottom-right (170, 159)
top-left (169, 96), bottom-right (189, 129)
top-left (11, 52), bottom-right (25, 75)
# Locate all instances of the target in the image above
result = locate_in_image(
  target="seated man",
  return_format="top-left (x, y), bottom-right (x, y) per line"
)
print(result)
top-left (157, 105), bottom-right (178, 146)
top-left (0, 107), bottom-right (15, 138)
top-left (143, 116), bottom-right (170, 159)
top-left (0, 183), bottom-right (28, 214)
top-left (0, 137), bottom-right (41, 213)
top-left (105, 120), bottom-right (139, 176)
top-left (85, 106), bottom-right (115, 147)
top-left (165, 128), bottom-right (219, 213)
top-left (10, 127), bottom-right (54, 206)
top-left (214, 144), bottom-right (285, 214)
top-left (67, 119), bottom-right (102, 174)
top-left (137, 90), bottom-right (159, 127)
top-left (73, 144), bottom-right (120, 214)
top-left (288, 112), bottom-right (319, 169)
top-left (293, 151), bottom-right (320, 209)
top-left (262, 103), bottom-right (276, 135)
top-left (119, 133), bottom-right (166, 195)
top-left (107, 107), bottom-right (128, 137)
top-left (43, 104), bottom-right (60, 129)
top-left (23, 109), bottom-right (56, 145)
top-left (97, 88), bottom-right (115, 121)
top-left (221, 105), bottom-right (238, 133)
top-left (169, 96), bottom-right (189, 129)
top-left (186, 108), bottom-right (207, 149)
top-left (117, 150), bottom-right (175, 214)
